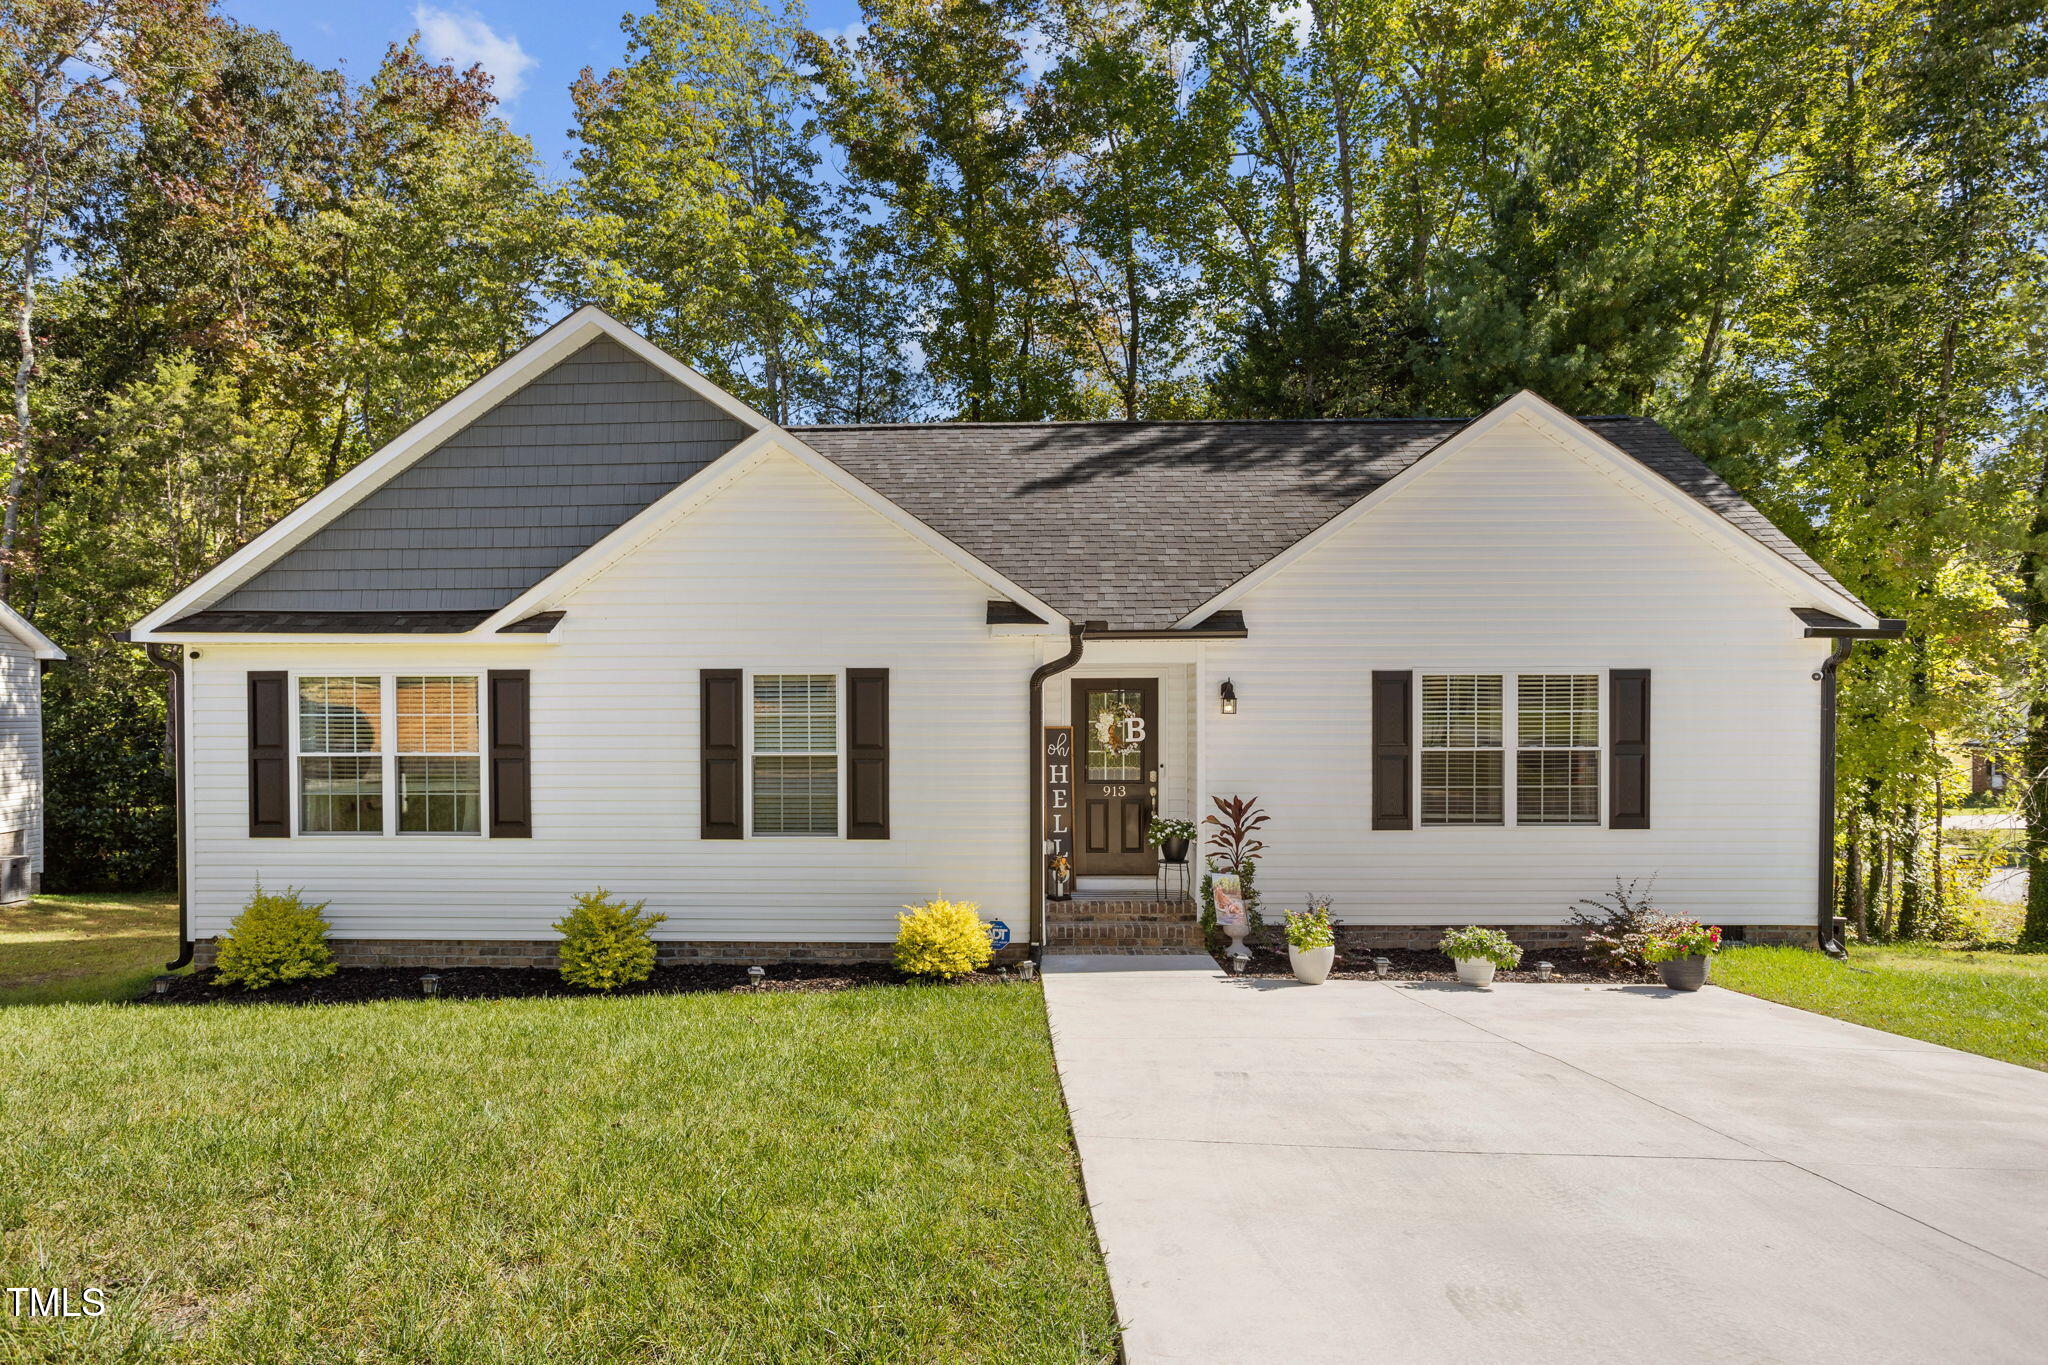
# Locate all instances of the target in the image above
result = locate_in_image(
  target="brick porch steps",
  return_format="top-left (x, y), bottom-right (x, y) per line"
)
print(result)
top-left (1046, 897), bottom-right (1201, 951)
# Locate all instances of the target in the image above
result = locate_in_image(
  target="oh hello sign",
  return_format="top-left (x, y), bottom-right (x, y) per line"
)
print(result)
top-left (1043, 726), bottom-right (1074, 862)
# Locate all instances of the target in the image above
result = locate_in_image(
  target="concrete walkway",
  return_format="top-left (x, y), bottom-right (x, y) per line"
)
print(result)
top-left (1042, 954), bottom-right (2048, 1364)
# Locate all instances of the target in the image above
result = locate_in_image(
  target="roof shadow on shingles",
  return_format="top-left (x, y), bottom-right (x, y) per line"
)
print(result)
top-left (792, 414), bottom-right (1854, 630)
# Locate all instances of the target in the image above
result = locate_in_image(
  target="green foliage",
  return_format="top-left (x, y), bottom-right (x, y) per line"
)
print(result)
top-left (1568, 879), bottom-right (1665, 972)
top-left (1145, 817), bottom-right (1195, 846)
top-left (1438, 926), bottom-right (1522, 970)
top-left (554, 889), bottom-right (666, 991)
top-left (1642, 920), bottom-right (1722, 964)
top-left (1283, 896), bottom-right (1336, 951)
top-left (213, 886), bottom-right (336, 990)
top-left (893, 897), bottom-right (993, 979)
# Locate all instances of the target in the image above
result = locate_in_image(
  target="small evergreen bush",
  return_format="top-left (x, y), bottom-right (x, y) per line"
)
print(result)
top-left (555, 889), bottom-right (666, 991)
top-left (213, 886), bottom-right (337, 990)
top-left (895, 898), bottom-right (993, 979)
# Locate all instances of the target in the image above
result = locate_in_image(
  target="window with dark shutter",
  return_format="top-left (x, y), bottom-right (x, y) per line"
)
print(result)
top-left (846, 668), bottom-right (889, 839)
top-left (487, 670), bottom-right (531, 838)
top-left (1609, 669), bottom-right (1651, 828)
top-left (1371, 670), bottom-right (1413, 830)
top-left (701, 669), bottom-right (743, 839)
top-left (249, 671), bottom-right (289, 838)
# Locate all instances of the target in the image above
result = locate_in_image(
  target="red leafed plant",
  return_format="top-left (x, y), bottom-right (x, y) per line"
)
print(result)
top-left (1204, 795), bottom-right (1268, 871)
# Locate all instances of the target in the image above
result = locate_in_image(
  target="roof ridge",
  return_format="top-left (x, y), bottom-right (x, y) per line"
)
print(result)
top-left (788, 417), bottom-right (1471, 431)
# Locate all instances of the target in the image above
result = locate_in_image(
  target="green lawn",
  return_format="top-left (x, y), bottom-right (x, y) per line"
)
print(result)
top-left (0, 891), bottom-right (180, 1005)
top-left (1715, 942), bottom-right (2048, 1071)
top-left (0, 985), bottom-right (1118, 1362)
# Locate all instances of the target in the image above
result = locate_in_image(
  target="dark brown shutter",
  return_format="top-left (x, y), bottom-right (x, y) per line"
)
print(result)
top-left (1371, 670), bottom-right (1413, 830)
top-left (701, 668), bottom-right (743, 839)
top-left (846, 668), bottom-right (889, 839)
top-left (488, 670), bottom-right (532, 838)
top-left (248, 671), bottom-right (289, 838)
top-left (1610, 669), bottom-right (1650, 828)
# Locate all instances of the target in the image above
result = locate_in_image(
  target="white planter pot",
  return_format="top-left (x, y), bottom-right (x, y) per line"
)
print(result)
top-left (1454, 957), bottom-right (1496, 987)
top-left (1288, 944), bottom-right (1336, 985)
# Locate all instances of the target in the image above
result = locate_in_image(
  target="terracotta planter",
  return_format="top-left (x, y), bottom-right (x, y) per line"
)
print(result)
top-left (1656, 955), bottom-right (1710, 991)
top-left (1288, 943), bottom-right (1335, 984)
top-left (1454, 957), bottom-right (1496, 987)
top-left (1159, 836), bottom-right (1191, 865)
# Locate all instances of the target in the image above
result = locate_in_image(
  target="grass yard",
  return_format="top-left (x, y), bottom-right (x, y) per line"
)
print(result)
top-left (0, 892), bottom-right (179, 1005)
top-left (0, 984), bottom-right (1119, 1363)
top-left (1715, 941), bottom-right (2048, 1071)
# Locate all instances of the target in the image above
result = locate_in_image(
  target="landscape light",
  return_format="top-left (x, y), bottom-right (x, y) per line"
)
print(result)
top-left (1535, 961), bottom-right (1554, 982)
top-left (1017, 960), bottom-right (1037, 983)
top-left (152, 976), bottom-right (171, 997)
top-left (747, 966), bottom-right (766, 987)
top-left (420, 973), bottom-right (440, 998)
top-left (1373, 956), bottom-right (1391, 979)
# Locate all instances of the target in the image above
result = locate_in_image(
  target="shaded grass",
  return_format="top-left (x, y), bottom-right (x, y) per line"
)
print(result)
top-left (0, 892), bottom-right (178, 1005)
top-left (0, 985), bottom-right (1118, 1363)
top-left (1714, 942), bottom-right (2048, 1071)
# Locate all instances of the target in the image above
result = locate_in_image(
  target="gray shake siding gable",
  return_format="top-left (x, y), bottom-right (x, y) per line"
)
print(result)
top-left (215, 336), bottom-right (752, 613)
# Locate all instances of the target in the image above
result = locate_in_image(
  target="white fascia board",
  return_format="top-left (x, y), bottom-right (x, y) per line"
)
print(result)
top-left (132, 306), bottom-right (770, 637)
top-left (150, 633), bottom-right (558, 648)
top-left (475, 431), bottom-right (1070, 633)
top-left (0, 601), bottom-right (64, 659)
top-left (1173, 391), bottom-right (1880, 629)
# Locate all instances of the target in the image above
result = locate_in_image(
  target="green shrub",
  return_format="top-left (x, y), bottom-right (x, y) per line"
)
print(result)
top-left (1438, 925), bottom-right (1523, 969)
top-left (555, 889), bottom-right (666, 991)
top-left (213, 886), bottom-right (337, 990)
top-left (895, 898), bottom-right (993, 979)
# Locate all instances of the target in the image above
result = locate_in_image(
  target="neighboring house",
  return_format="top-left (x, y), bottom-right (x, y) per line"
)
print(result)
top-left (0, 601), bottom-right (65, 901)
top-left (129, 307), bottom-right (1899, 969)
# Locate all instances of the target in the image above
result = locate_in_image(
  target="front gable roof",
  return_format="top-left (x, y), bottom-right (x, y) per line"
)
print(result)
top-left (135, 311), bottom-right (1875, 639)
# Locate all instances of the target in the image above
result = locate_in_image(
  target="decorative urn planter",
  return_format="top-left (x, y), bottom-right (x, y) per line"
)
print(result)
top-left (1454, 957), bottom-right (1497, 987)
top-left (1288, 944), bottom-right (1336, 985)
top-left (1160, 835), bottom-right (1191, 865)
top-left (1656, 955), bottom-right (1710, 991)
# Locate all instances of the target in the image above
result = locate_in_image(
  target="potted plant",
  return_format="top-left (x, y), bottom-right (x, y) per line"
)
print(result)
top-left (1284, 896), bottom-right (1338, 984)
top-left (1203, 796), bottom-right (1268, 960)
top-left (1438, 925), bottom-right (1522, 987)
top-left (1147, 816), bottom-right (1196, 866)
top-left (1643, 918), bottom-right (1721, 991)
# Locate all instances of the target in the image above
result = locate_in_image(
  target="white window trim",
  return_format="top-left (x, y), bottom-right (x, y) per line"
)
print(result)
top-left (289, 670), bottom-right (490, 839)
top-left (742, 667), bottom-right (846, 840)
top-left (1413, 669), bottom-right (1609, 829)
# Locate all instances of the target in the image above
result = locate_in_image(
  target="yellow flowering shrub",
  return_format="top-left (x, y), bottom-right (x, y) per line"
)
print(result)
top-left (555, 888), bottom-right (666, 991)
top-left (213, 886), bottom-right (337, 990)
top-left (894, 898), bottom-right (993, 979)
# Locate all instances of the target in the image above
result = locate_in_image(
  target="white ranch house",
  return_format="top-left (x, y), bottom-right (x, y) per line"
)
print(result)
top-left (129, 308), bottom-right (1898, 969)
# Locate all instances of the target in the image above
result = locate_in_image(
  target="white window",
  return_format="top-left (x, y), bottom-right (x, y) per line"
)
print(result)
top-left (396, 676), bottom-right (481, 835)
top-left (751, 673), bottom-right (838, 836)
top-left (295, 673), bottom-right (483, 836)
top-left (1517, 675), bottom-right (1600, 825)
top-left (298, 676), bottom-right (383, 834)
top-left (1421, 675), bottom-right (1504, 825)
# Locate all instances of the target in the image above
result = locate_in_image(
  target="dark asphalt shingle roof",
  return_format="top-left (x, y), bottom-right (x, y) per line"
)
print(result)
top-left (792, 415), bottom-right (1857, 631)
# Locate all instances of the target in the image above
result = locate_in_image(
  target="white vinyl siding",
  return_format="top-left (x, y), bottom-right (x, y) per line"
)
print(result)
top-left (1200, 412), bottom-right (1835, 926)
top-left (0, 634), bottom-right (46, 875)
top-left (183, 448), bottom-right (1030, 945)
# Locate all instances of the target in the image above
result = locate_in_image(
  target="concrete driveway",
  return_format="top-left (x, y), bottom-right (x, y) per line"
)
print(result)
top-left (1042, 954), bottom-right (2048, 1364)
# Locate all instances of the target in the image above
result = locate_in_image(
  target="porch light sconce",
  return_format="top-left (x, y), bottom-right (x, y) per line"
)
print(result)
top-left (420, 972), bottom-right (440, 998)
top-left (747, 966), bottom-right (766, 987)
top-left (1220, 679), bottom-right (1237, 714)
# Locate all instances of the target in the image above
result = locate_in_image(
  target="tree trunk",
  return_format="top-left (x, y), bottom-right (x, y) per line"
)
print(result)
top-left (1897, 807), bottom-right (1923, 940)
top-left (2020, 452), bottom-right (2048, 943)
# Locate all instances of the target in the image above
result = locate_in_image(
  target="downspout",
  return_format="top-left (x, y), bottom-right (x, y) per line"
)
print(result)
top-left (1815, 639), bottom-right (1855, 959)
top-left (144, 643), bottom-right (191, 970)
top-left (1028, 623), bottom-right (1087, 963)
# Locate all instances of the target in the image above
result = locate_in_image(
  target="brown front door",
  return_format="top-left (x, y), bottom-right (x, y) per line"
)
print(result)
top-left (1072, 679), bottom-right (1158, 877)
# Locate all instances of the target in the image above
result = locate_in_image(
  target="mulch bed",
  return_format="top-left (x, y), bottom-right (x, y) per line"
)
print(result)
top-left (136, 961), bottom-right (1019, 1006)
top-left (1219, 945), bottom-right (1659, 985)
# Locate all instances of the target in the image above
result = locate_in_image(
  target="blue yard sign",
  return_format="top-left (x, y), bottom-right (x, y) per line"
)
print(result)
top-left (987, 919), bottom-right (1012, 950)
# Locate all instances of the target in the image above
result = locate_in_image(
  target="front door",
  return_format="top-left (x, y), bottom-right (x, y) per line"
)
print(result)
top-left (1071, 679), bottom-right (1159, 877)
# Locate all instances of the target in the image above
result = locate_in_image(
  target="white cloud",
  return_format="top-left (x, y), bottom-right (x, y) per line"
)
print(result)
top-left (412, 5), bottom-right (536, 102)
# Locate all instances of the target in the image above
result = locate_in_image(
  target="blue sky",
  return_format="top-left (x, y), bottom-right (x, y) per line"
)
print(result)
top-left (220, 1), bottom-right (867, 173)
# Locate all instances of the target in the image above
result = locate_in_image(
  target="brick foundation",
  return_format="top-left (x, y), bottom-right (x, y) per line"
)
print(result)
top-left (1235, 922), bottom-right (1819, 953)
top-left (189, 937), bottom-right (1031, 971)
